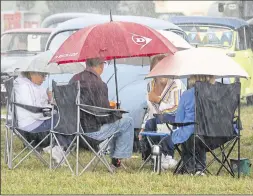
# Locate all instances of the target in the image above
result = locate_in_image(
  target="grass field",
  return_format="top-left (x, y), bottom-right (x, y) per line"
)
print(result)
top-left (1, 105), bottom-right (253, 194)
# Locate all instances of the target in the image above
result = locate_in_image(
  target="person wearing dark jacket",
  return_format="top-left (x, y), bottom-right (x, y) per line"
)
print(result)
top-left (69, 58), bottom-right (134, 169)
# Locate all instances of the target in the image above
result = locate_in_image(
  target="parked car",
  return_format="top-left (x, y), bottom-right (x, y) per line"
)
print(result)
top-left (44, 15), bottom-right (189, 130)
top-left (41, 12), bottom-right (103, 28)
top-left (170, 16), bottom-right (253, 104)
top-left (1, 28), bottom-right (53, 106)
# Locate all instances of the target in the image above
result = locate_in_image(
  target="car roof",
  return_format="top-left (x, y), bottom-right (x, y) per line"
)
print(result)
top-left (169, 16), bottom-right (249, 30)
top-left (2, 28), bottom-right (53, 34)
top-left (41, 12), bottom-right (102, 28)
top-left (50, 14), bottom-right (182, 36)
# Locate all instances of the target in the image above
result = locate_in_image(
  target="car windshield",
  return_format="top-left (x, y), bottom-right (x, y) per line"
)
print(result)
top-left (1, 32), bottom-right (50, 53)
top-left (180, 25), bottom-right (234, 48)
top-left (48, 30), bottom-right (76, 52)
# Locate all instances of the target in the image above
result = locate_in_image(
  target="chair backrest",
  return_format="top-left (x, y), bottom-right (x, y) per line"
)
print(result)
top-left (4, 77), bottom-right (15, 125)
top-left (52, 80), bottom-right (79, 135)
top-left (195, 81), bottom-right (241, 137)
top-left (4, 77), bottom-right (14, 106)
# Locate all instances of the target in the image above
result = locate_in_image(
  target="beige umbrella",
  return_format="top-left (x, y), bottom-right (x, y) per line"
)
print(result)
top-left (146, 47), bottom-right (249, 79)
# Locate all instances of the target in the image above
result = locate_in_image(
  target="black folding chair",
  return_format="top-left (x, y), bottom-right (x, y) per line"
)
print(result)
top-left (51, 80), bottom-right (127, 175)
top-left (4, 77), bottom-right (54, 169)
top-left (138, 114), bottom-right (190, 174)
top-left (173, 81), bottom-right (241, 178)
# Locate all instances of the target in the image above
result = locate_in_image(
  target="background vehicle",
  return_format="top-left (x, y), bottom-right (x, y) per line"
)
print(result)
top-left (216, 1), bottom-right (253, 21)
top-left (41, 12), bottom-right (102, 28)
top-left (1, 28), bottom-right (53, 72)
top-left (170, 16), bottom-right (253, 104)
top-left (44, 14), bottom-right (189, 129)
top-left (1, 28), bottom-right (53, 106)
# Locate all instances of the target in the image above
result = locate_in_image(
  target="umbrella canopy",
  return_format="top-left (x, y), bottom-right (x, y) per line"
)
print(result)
top-left (157, 30), bottom-right (192, 50)
top-left (116, 30), bottom-right (192, 66)
top-left (49, 21), bottom-right (178, 64)
top-left (146, 48), bottom-right (249, 79)
top-left (18, 50), bottom-right (85, 74)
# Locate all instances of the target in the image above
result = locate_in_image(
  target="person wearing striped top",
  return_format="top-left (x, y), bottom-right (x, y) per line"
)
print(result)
top-left (139, 54), bottom-right (186, 170)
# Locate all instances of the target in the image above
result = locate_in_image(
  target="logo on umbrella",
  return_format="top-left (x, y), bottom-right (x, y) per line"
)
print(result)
top-left (131, 33), bottom-right (152, 50)
top-left (54, 52), bottom-right (78, 59)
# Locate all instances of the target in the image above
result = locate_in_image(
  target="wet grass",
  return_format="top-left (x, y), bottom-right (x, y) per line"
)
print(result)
top-left (1, 105), bottom-right (253, 194)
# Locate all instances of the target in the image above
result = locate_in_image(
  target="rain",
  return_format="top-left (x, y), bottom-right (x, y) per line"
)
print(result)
top-left (1, 1), bottom-right (253, 194)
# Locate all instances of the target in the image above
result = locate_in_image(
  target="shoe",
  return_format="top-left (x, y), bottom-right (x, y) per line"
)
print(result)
top-left (195, 171), bottom-right (206, 176)
top-left (52, 146), bottom-right (66, 165)
top-left (161, 154), bottom-right (178, 170)
top-left (43, 145), bottom-right (52, 154)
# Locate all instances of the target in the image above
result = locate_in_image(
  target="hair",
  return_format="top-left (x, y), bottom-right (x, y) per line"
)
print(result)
top-left (86, 58), bottom-right (104, 67)
top-left (150, 54), bottom-right (167, 71)
top-left (188, 75), bottom-right (216, 88)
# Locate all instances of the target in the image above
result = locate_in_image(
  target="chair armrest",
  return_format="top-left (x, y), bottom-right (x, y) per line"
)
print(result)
top-left (13, 102), bottom-right (53, 113)
top-left (80, 107), bottom-right (111, 117)
top-left (166, 121), bottom-right (196, 127)
top-left (77, 103), bottom-right (128, 115)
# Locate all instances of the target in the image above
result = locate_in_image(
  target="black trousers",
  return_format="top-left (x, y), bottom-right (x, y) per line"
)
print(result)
top-left (181, 135), bottom-right (206, 173)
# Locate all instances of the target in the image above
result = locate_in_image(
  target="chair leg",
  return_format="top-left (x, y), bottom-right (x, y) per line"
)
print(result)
top-left (8, 128), bottom-right (14, 169)
top-left (53, 134), bottom-right (75, 175)
top-left (216, 138), bottom-right (237, 176)
top-left (79, 135), bottom-right (114, 175)
top-left (198, 137), bottom-right (235, 177)
top-left (4, 127), bottom-right (9, 164)
top-left (13, 132), bottom-right (50, 169)
top-left (138, 154), bottom-right (152, 172)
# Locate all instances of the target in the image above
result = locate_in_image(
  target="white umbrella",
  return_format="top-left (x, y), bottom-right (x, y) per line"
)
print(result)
top-left (146, 47), bottom-right (249, 79)
top-left (17, 50), bottom-right (85, 74)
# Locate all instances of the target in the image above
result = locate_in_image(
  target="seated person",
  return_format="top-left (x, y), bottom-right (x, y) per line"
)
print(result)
top-left (14, 71), bottom-right (72, 164)
top-left (171, 75), bottom-right (216, 175)
top-left (69, 58), bottom-right (134, 170)
top-left (139, 54), bottom-right (186, 170)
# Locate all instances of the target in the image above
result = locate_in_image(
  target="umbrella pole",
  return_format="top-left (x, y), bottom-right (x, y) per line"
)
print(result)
top-left (113, 58), bottom-right (120, 109)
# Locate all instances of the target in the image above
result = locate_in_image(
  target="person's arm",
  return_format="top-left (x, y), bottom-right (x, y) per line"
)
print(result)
top-left (159, 87), bottom-right (180, 113)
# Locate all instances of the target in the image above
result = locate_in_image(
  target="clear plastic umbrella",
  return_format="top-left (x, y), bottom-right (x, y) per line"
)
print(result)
top-left (17, 50), bottom-right (85, 74)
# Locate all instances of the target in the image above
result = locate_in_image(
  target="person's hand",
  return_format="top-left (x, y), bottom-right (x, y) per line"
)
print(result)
top-left (148, 91), bottom-right (160, 103)
top-left (139, 128), bottom-right (144, 140)
top-left (47, 88), bottom-right (52, 102)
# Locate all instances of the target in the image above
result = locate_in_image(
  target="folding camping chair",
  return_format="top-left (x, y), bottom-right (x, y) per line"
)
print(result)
top-left (173, 81), bottom-right (242, 178)
top-left (51, 80), bottom-right (127, 176)
top-left (4, 77), bottom-right (54, 169)
top-left (138, 114), bottom-right (194, 174)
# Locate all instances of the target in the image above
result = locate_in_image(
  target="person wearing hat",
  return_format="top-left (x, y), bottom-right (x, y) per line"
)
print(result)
top-left (14, 71), bottom-right (72, 164)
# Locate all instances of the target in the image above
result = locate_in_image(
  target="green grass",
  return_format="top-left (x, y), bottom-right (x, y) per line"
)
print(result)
top-left (1, 105), bottom-right (253, 194)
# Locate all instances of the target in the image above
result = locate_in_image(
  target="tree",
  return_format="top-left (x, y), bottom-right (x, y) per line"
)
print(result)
top-left (46, 1), bottom-right (121, 15)
top-left (16, 1), bottom-right (36, 11)
top-left (117, 1), bottom-right (156, 17)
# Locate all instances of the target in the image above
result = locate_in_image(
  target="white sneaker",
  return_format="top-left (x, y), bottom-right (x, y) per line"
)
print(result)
top-left (195, 171), bottom-right (206, 176)
top-left (52, 146), bottom-right (65, 165)
top-left (161, 154), bottom-right (178, 170)
top-left (43, 145), bottom-right (52, 154)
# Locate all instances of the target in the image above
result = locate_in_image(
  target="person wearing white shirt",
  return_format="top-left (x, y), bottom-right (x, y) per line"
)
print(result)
top-left (14, 71), bottom-right (71, 164)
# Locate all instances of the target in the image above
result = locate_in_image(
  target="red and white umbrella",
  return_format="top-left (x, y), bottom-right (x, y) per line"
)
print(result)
top-left (49, 21), bottom-right (178, 107)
